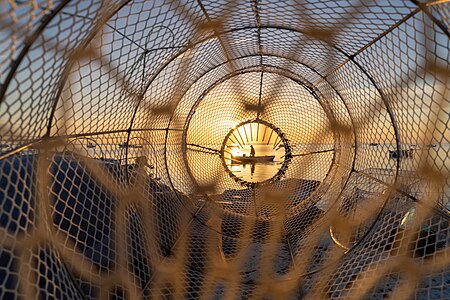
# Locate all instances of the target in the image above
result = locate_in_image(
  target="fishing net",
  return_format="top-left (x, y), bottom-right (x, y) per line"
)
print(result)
top-left (0, 0), bottom-right (449, 299)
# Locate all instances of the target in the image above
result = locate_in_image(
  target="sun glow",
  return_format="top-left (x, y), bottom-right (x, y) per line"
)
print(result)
top-left (229, 146), bottom-right (241, 157)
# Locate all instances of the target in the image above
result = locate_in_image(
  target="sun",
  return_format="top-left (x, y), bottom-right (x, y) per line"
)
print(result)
top-left (229, 145), bottom-right (241, 157)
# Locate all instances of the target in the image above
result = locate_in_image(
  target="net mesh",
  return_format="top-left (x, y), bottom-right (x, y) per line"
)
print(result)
top-left (0, 0), bottom-right (449, 299)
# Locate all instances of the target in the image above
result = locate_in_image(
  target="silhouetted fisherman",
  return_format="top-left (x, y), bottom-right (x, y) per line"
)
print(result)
top-left (250, 145), bottom-right (255, 157)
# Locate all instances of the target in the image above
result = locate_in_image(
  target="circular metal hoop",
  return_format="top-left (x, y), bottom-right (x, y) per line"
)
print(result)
top-left (220, 119), bottom-right (292, 188)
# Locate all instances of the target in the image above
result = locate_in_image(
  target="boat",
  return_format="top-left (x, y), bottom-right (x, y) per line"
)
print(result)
top-left (86, 142), bottom-right (96, 148)
top-left (388, 149), bottom-right (414, 159)
top-left (231, 155), bottom-right (275, 164)
top-left (369, 142), bottom-right (378, 146)
top-left (119, 142), bottom-right (143, 149)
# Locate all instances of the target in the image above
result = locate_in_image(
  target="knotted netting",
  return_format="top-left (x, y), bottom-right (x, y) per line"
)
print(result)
top-left (0, 0), bottom-right (449, 299)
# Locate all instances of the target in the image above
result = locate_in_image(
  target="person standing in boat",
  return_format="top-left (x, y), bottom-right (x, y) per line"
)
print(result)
top-left (250, 145), bottom-right (255, 157)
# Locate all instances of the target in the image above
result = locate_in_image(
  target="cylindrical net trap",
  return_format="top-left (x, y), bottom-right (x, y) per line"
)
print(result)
top-left (0, 0), bottom-right (449, 299)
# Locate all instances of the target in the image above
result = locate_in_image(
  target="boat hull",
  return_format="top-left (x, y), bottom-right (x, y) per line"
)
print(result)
top-left (231, 155), bottom-right (275, 164)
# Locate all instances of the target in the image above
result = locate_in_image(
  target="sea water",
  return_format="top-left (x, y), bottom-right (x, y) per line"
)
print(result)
top-left (3, 141), bottom-right (449, 208)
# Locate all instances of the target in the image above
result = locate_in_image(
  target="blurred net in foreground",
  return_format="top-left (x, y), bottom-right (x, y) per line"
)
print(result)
top-left (0, 0), bottom-right (449, 299)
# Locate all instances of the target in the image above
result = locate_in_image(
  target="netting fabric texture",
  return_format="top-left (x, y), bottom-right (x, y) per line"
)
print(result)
top-left (0, 0), bottom-right (450, 299)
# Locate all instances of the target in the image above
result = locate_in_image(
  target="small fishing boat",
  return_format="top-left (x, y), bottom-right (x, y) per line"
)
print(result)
top-left (119, 142), bottom-right (143, 149)
top-left (86, 142), bottom-right (96, 148)
top-left (388, 149), bottom-right (414, 159)
top-left (231, 155), bottom-right (275, 164)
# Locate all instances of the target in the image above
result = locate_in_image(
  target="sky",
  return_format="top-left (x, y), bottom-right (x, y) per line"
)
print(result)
top-left (0, 0), bottom-right (448, 147)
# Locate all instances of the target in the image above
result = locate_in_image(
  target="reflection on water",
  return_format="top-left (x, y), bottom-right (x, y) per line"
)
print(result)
top-left (228, 162), bottom-right (280, 182)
